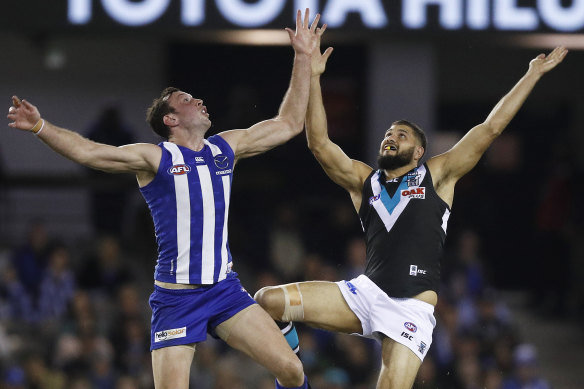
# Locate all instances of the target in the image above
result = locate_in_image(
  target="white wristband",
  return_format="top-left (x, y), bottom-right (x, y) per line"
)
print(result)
top-left (31, 119), bottom-right (45, 135)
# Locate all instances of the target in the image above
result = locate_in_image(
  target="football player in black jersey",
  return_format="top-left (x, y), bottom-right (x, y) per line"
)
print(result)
top-left (256, 38), bottom-right (567, 389)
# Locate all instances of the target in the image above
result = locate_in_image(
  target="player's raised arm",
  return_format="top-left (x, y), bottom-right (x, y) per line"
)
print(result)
top-left (7, 96), bottom-right (160, 176)
top-left (428, 47), bottom-right (568, 202)
top-left (305, 30), bottom-right (372, 210)
top-left (218, 9), bottom-right (320, 161)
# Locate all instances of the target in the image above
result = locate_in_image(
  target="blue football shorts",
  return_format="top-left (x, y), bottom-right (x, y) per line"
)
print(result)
top-left (149, 273), bottom-right (256, 351)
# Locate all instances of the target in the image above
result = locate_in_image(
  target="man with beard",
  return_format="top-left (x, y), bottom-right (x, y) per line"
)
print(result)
top-left (255, 42), bottom-right (568, 388)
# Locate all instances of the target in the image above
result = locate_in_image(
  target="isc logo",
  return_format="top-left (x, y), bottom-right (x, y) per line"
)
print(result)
top-left (168, 164), bottom-right (191, 175)
top-left (401, 331), bottom-right (413, 341)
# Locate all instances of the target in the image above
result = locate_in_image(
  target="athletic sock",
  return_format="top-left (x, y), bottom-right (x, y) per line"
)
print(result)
top-left (275, 375), bottom-right (309, 389)
top-left (277, 321), bottom-right (299, 354)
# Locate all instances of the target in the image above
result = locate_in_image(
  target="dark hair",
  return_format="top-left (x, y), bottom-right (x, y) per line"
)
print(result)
top-left (146, 87), bottom-right (180, 139)
top-left (392, 119), bottom-right (427, 156)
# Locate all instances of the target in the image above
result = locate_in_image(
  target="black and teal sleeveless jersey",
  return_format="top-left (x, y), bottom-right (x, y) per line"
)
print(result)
top-left (358, 163), bottom-right (451, 297)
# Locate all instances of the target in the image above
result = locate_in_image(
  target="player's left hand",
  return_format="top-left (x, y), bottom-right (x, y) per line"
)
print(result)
top-left (286, 9), bottom-right (320, 56)
top-left (311, 24), bottom-right (333, 77)
top-left (528, 46), bottom-right (568, 76)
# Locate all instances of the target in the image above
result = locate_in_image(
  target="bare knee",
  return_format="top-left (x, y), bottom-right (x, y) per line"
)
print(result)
top-left (274, 354), bottom-right (304, 387)
top-left (254, 286), bottom-right (283, 320)
top-left (151, 346), bottom-right (194, 389)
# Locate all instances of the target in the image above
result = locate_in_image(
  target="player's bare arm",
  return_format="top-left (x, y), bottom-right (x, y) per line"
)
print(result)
top-left (428, 46), bottom-right (568, 206)
top-left (305, 28), bottom-right (371, 211)
top-left (7, 96), bottom-right (161, 184)
top-left (219, 9), bottom-right (319, 162)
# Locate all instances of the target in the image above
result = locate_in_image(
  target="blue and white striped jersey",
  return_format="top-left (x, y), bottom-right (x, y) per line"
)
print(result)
top-left (140, 135), bottom-right (234, 284)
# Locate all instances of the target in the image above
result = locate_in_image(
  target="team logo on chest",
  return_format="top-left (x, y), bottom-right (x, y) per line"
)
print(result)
top-left (405, 172), bottom-right (421, 187)
top-left (167, 164), bottom-right (191, 175)
top-left (214, 154), bottom-right (232, 175)
top-left (402, 171), bottom-right (425, 199)
top-left (214, 155), bottom-right (229, 169)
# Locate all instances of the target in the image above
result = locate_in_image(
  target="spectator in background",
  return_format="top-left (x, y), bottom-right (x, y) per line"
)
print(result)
top-left (343, 236), bottom-right (366, 280)
top-left (115, 375), bottom-right (139, 389)
top-left (23, 352), bottom-right (66, 389)
top-left (532, 142), bottom-right (575, 316)
top-left (86, 106), bottom-right (134, 236)
top-left (414, 356), bottom-right (439, 389)
top-left (502, 344), bottom-right (550, 389)
top-left (0, 145), bottom-right (6, 243)
top-left (450, 229), bottom-right (486, 298)
top-left (0, 261), bottom-right (35, 323)
top-left (10, 219), bottom-right (51, 302)
top-left (269, 202), bottom-right (306, 282)
top-left (483, 364), bottom-right (504, 389)
top-left (2, 365), bottom-right (26, 389)
top-left (38, 242), bottom-right (76, 322)
top-left (454, 354), bottom-right (482, 389)
top-left (76, 234), bottom-right (133, 298)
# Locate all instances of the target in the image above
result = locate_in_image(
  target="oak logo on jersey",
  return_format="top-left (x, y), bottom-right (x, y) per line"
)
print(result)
top-left (401, 187), bottom-right (425, 199)
top-left (168, 164), bottom-right (191, 175)
top-left (154, 326), bottom-right (186, 342)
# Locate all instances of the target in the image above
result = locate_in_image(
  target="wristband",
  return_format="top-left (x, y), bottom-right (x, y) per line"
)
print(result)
top-left (31, 119), bottom-right (45, 135)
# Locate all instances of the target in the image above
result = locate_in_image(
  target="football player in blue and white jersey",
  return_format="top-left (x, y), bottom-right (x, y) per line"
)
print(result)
top-left (8, 9), bottom-right (325, 389)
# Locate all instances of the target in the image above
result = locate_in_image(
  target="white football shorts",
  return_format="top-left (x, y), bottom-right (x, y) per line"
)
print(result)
top-left (336, 274), bottom-right (436, 361)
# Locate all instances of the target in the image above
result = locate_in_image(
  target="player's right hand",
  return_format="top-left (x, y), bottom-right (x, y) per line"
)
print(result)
top-left (7, 96), bottom-right (42, 132)
top-left (286, 9), bottom-right (320, 57)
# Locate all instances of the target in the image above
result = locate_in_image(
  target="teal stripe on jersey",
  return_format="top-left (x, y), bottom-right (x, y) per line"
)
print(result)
top-left (378, 176), bottom-right (409, 215)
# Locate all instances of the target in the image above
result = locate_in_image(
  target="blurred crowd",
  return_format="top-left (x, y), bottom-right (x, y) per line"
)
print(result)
top-left (0, 204), bottom-right (554, 388)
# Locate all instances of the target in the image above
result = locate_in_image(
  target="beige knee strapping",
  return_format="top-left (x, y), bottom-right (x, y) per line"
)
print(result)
top-left (281, 283), bottom-right (304, 322)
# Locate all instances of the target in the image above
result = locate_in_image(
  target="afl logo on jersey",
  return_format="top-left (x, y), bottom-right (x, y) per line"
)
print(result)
top-left (404, 322), bottom-right (417, 333)
top-left (167, 164), bottom-right (191, 175)
top-left (214, 155), bottom-right (229, 169)
top-left (369, 194), bottom-right (380, 205)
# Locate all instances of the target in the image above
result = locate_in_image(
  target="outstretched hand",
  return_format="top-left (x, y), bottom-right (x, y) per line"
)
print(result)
top-left (7, 96), bottom-right (41, 132)
top-left (311, 24), bottom-right (333, 77)
top-left (528, 46), bottom-right (568, 76)
top-left (286, 9), bottom-right (320, 56)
